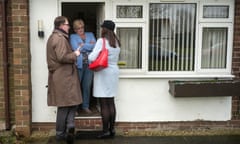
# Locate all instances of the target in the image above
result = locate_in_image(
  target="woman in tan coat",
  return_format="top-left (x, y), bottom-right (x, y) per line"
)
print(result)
top-left (46, 16), bottom-right (82, 144)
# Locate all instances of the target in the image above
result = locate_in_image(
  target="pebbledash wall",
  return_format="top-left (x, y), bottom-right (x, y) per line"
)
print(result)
top-left (0, 0), bottom-right (240, 137)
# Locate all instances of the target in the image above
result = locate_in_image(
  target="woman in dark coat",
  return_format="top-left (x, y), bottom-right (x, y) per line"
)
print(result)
top-left (46, 16), bottom-right (82, 143)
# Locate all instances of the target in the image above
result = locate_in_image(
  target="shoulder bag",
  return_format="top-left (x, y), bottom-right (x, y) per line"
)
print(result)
top-left (89, 38), bottom-right (108, 71)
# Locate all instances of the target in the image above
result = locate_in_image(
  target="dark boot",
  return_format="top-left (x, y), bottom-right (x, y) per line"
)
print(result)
top-left (66, 127), bottom-right (75, 144)
top-left (109, 123), bottom-right (115, 137)
top-left (97, 131), bottom-right (111, 139)
top-left (110, 128), bottom-right (115, 137)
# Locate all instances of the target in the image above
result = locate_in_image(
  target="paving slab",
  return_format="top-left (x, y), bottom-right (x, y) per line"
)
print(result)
top-left (44, 131), bottom-right (240, 144)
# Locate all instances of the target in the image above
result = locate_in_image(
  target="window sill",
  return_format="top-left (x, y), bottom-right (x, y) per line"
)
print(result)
top-left (119, 72), bottom-right (235, 79)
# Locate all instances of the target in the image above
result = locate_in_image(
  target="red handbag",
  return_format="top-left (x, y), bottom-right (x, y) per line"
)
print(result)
top-left (89, 38), bottom-right (108, 71)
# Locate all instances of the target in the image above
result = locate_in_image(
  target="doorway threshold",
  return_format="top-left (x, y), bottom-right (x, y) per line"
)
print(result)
top-left (75, 116), bottom-right (101, 119)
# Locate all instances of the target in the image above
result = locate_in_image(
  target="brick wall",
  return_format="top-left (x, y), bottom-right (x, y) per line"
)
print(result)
top-left (7, 0), bottom-right (31, 136)
top-left (32, 118), bottom-right (240, 134)
top-left (232, 0), bottom-right (240, 120)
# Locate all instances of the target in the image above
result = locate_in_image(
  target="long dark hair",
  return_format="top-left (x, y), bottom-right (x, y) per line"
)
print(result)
top-left (101, 27), bottom-right (121, 48)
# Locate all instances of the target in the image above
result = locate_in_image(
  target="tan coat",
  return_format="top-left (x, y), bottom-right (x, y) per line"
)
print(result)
top-left (46, 29), bottom-right (82, 107)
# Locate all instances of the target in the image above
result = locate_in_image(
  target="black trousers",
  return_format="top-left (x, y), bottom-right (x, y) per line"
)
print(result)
top-left (56, 105), bottom-right (77, 137)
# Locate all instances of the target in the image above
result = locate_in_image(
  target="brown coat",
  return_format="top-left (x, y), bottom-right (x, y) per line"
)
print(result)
top-left (46, 29), bottom-right (82, 107)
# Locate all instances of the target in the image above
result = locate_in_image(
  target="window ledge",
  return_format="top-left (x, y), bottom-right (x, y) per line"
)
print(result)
top-left (119, 73), bottom-right (235, 79)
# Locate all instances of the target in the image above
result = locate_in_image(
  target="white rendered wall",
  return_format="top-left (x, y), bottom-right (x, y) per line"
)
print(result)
top-left (116, 79), bottom-right (231, 122)
top-left (30, 0), bottom-right (58, 122)
top-left (30, 0), bottom-right (232, 122)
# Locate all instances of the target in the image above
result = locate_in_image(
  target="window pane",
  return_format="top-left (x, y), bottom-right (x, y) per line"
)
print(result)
top-left (117, 5), bottom-right (143, 18)
top-left (117, 28), bottom-right (142, 69)
top-left (201, 28), bottom-right (227, 69)
top-left (203, 6), bottom-right (229, 18)
top-left (149, 4), bottom-right (196, 71)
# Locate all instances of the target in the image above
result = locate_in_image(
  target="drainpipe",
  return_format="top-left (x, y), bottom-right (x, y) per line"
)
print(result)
top-left (1, 0), bottom-right (10, 130)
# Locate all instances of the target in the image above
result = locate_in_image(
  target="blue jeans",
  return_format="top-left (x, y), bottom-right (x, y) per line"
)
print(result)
top-left (78, 64), bottom-right (93, 109)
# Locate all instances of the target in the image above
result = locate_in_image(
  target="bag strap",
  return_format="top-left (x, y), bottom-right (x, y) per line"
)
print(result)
top-left (102, 38), bottom-right (106, 50)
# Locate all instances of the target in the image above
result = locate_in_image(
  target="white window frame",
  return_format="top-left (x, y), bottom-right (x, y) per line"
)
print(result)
top-left (112, 1), bottom-right (147, 23)
top-left (197, 23), bottom-right (233, 74)
top-left (197, 0), bottom-right (234, 75)
top-left (199, 0), bottom-right (234, 23)
top-left (114, 0), bottom-right (234, 78)
top-left (115, 22), bottom-right (147, 75)
top-left (112, 1), bottom-right (147, 75)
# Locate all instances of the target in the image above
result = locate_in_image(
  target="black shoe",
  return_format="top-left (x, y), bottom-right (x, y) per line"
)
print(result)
top-left (82, 108), bottom-right (93, 114)
top-left (97, 131), bottom-right (111, 139)
top-left (66, 128), bottom-right (75, 144)
top-left (56, 135), bottom-right (66, 142)
top-left (110, 129), bottom-right (115, 137)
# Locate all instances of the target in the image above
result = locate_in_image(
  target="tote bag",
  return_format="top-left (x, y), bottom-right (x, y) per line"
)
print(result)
top-left (89, 38), bottom-right (108, 71)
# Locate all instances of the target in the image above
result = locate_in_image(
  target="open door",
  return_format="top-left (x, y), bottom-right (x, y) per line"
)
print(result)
top-left (62, 2), bottom-right (105, 117)
top-left (62, 2), bottom-right (104, 37)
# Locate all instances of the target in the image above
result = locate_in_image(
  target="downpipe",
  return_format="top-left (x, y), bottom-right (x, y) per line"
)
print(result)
top-left (1, 0), bottom-right (10, 130)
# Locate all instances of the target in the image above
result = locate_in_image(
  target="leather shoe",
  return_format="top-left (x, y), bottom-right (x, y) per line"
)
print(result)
top-left (82, 108), bottom-right (92, 114)
top-left (56, 135), bottom-right (66, 142)
top-left (110, 129), bottom-right (115, 137)
top-left (66, 128), bottom-right (75, 144)
top-left (97, 131), bottom-right (111, 139)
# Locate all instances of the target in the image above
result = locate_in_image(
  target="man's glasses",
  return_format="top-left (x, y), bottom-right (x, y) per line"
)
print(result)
top-left (63, 23), bottom-right (70, 26)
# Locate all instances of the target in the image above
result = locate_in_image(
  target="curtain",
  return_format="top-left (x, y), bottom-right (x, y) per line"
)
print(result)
top-left (201, 28), bottom-right (227, 69)
top-left (149, 4), bottom-right (196, 71)
top-left (117, 28), bottom-right (142, 69)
